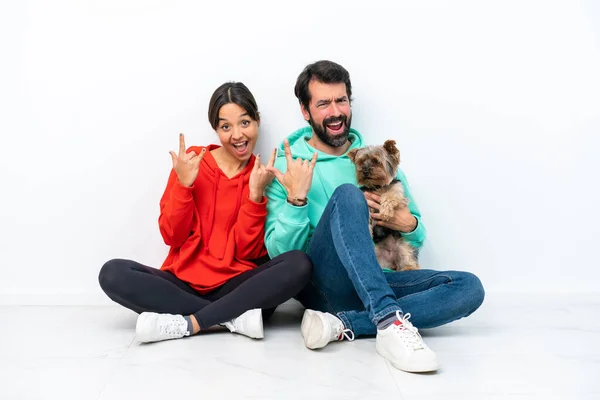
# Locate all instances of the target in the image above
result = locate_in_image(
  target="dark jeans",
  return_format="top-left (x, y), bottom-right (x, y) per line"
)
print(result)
top-left (296, 184), bottom-right (485, 337)
top-left (99, 251), bottom-right (312, 329)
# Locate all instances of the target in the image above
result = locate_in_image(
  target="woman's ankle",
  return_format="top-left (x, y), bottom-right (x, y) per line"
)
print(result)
top-left (184, 315), bottom-right (201, 334)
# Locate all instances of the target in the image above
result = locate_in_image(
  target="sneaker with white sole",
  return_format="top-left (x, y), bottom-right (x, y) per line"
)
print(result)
top-left (376, 311), bottom-right (439, 373)
top-left (136, 312), bottom-right (190, 343)
top-left (301, 309), bottom-right (355, 349)
top-left (221, 308), bottom-right (264, 339)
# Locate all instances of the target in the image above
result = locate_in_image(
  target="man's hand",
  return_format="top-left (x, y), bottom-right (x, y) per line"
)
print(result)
top-left (248, 148), bottom-right (277, 202)
top-left (364, 192), bottom-right (417, 233)
top-left (169, 133), bottom-right (205, 187)
top-left (267, 139), bottom-right (318, 201)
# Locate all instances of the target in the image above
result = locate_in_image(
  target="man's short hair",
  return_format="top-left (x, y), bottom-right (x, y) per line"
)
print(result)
top-left (294, 60), bottom-right (353, 110)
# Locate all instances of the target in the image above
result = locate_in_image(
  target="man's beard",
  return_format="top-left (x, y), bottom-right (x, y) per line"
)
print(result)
top-left (308, 112), bottom-right (352, 148)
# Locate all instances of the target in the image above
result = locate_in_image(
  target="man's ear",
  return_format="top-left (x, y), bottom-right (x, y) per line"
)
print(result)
top-left (301, 104), bottom-right (310, 122)
top-left (347, 148), bottom-right (359, 163)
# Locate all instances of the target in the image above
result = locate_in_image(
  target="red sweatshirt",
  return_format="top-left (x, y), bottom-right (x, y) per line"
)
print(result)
top-left (158, 144), bottom-right (268, 294)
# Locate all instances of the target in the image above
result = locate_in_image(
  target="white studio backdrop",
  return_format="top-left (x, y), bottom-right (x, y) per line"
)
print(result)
top-left (0, 0), bottom-right (599, 305)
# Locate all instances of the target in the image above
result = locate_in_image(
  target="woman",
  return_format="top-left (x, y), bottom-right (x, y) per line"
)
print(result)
top-left (98, 82), bottom-right (312, 343)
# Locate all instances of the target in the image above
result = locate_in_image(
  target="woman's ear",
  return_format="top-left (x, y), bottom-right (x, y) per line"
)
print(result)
top-left (256, 112), bottom-right (261, 127)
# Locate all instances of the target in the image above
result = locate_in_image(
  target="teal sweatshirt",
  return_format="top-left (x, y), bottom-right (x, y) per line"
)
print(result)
top-left (264, 126), bottom-right (427, 258)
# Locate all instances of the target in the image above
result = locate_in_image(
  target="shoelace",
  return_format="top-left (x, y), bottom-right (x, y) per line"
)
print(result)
top-left (393, 311), bottom-right (425, 350)
top-left (334, 325), bottom-right (355, 341)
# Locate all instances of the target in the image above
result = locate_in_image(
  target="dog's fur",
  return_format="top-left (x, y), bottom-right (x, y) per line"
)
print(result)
top-left (347, 140), bottom-right (420, 271)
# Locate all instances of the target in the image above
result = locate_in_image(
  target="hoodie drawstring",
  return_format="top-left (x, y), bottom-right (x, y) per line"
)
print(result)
top-left (205, 169), bottom-right (220, 244)
top-left (217, 173), bottom-right (245, 260)
top-left (205, 167), bottom-right (246, 260)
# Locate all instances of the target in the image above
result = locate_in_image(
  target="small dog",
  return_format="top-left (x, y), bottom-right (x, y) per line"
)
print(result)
top-left (347, 140), bottom-right (420, 271)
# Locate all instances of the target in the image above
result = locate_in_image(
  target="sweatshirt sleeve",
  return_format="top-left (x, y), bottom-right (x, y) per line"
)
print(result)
top-left (264, 176), bottom-right (311, 258)
top-left (396, 168), bottom-right (427, 249)
top-left (158, 169), bottom-right (196, 248)
top-left (232, 196), bottom-right (268, 260)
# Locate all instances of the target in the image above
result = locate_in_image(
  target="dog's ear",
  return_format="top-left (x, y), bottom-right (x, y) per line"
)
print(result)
top-left (347, 148), bottom-right (359, 163)
top-left (383, 140), bottom-right (398, 155)
top-left (383, 140), bottom-right (400, 164)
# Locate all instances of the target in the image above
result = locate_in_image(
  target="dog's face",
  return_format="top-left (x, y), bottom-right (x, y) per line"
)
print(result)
top-left (347, 140), bottom-right (400, 188)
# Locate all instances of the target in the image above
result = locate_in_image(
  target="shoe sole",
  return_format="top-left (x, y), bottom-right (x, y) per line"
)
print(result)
top-left (376, 342), bottom-right (439, 373)
top-left (300, 309), bottom-right (330, 349)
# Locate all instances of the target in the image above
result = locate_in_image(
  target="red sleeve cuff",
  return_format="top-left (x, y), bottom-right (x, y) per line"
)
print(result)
top-left (243, 196), bottom-right (267, 216)
top-left (170, 179), bottom-right (194, 203)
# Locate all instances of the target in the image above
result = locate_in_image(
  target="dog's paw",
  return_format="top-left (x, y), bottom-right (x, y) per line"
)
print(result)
top-left (378, 202), bottom-right (395, 221)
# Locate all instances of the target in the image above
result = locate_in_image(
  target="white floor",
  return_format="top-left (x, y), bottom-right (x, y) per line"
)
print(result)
top-left (1, 293), bottom-right (599, 400)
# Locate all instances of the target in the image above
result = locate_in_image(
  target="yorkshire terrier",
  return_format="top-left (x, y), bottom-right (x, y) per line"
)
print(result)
top-left (347, 140), bottom-right (420, 271)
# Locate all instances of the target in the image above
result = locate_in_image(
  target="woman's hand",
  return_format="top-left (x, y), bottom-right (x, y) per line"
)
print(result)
top-left (169, 133), bottom-right (205, 187)
top-left (248, 148), bottom-right (277, 202)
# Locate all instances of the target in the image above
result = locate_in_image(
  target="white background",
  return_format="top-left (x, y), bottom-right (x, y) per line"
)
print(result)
top-left (1, 0), bottom-right (599, 304)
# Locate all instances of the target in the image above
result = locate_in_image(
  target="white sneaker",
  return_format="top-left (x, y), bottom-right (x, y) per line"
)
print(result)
top-left (221, 309), bottom-right (264, 339)
top-left (136, 312), bottom-right (190, 343)
top-left (301, 309), bottom-right (355, 349)
top-left (376, 311), bottom-right (439, 372)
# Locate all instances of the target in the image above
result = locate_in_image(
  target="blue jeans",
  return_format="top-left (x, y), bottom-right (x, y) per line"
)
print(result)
top-left (296, 184), bottom-right (485, 337)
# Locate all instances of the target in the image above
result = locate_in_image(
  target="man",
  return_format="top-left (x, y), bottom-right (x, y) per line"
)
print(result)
top-left (264, 60), bottom-right (484, 373)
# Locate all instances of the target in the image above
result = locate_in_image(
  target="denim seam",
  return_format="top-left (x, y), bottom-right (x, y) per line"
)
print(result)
top-left (331, 195), bottom-right (378, 314)
top-left (390, 279), bottom-right (454, 305)
top-left (387, 274), bottom-right (454, 289)
top-left (337, 312), bottom-right (353, 333)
